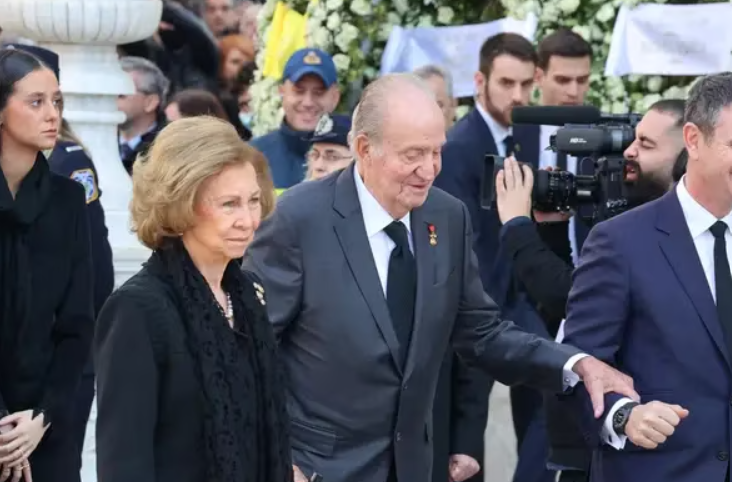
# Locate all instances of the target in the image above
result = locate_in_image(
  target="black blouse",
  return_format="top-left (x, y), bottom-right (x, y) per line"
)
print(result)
top-left (0, 154), bottom-right (94, 425)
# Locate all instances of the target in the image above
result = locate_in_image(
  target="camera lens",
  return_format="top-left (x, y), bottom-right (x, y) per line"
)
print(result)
top-left (532, 170), bottom-right (577, 212)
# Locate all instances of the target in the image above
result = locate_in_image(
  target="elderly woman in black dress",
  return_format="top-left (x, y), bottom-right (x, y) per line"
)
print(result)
top-left (0, 49), bottom-right (94, 482)
top-left (94, 116), bottom-right (292, 482)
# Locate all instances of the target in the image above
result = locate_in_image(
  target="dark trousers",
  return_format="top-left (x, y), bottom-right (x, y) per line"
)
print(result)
top-left (558, 470), bottom-right (588, 482)
top-left (512, 410), bottom-right (556, 482)
top-left (71, 373), bottom-right (95, 474)
top-left (511, 386), bottom-right (555, 482)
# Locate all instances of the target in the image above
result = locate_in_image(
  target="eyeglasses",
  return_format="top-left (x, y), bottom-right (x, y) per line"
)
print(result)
top-left (307, 149), bottom-right (352, 163)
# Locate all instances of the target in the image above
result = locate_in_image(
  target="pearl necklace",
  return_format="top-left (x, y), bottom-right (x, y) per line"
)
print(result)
top-left (217, 292), bottom-right (234, 322)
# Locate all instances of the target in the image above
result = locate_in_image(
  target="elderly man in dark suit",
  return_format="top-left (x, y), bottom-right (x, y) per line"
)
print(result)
top-left (243, 73), bottom-right (638, 482)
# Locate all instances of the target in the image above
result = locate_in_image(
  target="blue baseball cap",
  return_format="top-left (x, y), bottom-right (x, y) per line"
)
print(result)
top-left (282, 48), bottom-right (337, 88)
top-left (310, 113), bottom-right (351, 148)
top-left (4, 44), bottom-right (59, 80)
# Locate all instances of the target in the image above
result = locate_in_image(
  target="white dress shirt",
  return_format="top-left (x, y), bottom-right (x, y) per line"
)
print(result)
top-left (354, 167), bottom-right (412, 294)
top-left (603, 176), bottom-right (732, 449)
top-left (353, 168), bottom-right (585, 387)
top-left (118, 122), bottom-right (158, 155)
top-left (475, 103), bottom-right (511, 157)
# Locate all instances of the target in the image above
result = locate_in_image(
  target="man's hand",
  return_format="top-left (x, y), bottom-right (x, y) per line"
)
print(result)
top-left (448, 454), bottom-right (480, 481)
top-left (495, 156), bottom-right (533, 224)
top-left (572, 356), bottom-right (640, 417)
top-left (625, 401), bottom-right (688, 449)
top-left (293, 465), bottom-right (308, 482)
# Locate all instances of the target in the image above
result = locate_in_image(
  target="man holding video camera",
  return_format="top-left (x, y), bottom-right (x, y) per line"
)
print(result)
top-left (495, 98), bottom-right (686, 482)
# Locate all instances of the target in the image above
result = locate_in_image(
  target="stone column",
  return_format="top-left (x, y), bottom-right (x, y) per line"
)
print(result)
top-left (0, 2), bottom-right (163, 480)
top-left (0, 0), bottom-right (163, 287)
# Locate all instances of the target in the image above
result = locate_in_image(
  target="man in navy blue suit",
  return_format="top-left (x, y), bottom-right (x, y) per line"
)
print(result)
top-left (436, 33), bottom-right (540, 296)
top-left (562, 72), bottom-right (732, 482)
top-left (434, 32), bottom-right (540, 481)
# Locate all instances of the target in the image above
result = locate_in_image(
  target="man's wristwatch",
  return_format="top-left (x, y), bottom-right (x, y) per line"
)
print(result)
top-left (612, 401), bottom-right (639, 435)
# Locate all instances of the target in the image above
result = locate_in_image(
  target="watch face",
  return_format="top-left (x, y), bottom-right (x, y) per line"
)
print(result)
top-left (614, 410), bottom-right (625, 425)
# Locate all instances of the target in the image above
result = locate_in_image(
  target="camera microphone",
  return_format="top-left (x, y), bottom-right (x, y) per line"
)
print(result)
top-left (511, 105), bottom-right (602, 126)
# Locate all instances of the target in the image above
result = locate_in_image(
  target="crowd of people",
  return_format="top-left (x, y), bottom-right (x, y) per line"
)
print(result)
top-left (0, 1), bottom-right (731, 482)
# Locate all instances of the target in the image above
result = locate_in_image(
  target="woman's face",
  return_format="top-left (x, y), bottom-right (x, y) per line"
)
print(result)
top-left (183, 162), bottom-right (262, 264)
top-left (223, 49), bottom-right (248, 82)
top-left (2, 68), bottom-right (61, 151)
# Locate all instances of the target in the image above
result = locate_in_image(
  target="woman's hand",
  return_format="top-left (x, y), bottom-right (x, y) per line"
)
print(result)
top-left (0, 458), bottom-right (31, 482)
top-left (0, 411), bottom-right (48, 466)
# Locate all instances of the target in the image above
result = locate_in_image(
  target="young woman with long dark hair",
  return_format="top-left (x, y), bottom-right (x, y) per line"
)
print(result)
top-left (0, 49), bottom-right (94, 482)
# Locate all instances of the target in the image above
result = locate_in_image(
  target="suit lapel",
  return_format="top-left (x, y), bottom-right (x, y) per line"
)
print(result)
top-left (656, 191), bottom-right (729, 367)
top-left (404, 196), bottom-right (446, 377)
top-left (332, 166), bottom-right (403, 375)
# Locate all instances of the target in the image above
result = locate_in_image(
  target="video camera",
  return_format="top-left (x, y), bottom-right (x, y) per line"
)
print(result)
top-left (481, 105), bottom-right (642, 225)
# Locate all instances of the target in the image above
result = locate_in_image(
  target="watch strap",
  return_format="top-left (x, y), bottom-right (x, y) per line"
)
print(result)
top-left (613, 401), bottom-right (639, 435)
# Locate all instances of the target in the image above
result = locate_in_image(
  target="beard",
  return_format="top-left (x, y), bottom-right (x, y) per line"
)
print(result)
top-left (623, 160), bottom-right (671, 208)
top-left (482, 84), bottom-right (523, 126)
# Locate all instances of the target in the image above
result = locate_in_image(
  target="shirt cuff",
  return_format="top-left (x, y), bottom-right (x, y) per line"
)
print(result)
top-left (601, 397), bottom-right (633, 450)
top-left (561, 353), bottom-right (589, 390)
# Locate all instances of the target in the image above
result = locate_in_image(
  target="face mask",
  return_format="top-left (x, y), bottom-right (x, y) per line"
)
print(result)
top-left (239, 112), bottom-right (253, 129)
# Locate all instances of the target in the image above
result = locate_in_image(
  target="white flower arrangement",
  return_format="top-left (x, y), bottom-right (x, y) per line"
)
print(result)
top-left (249, 0), bottom-right (490, 136)
top-left (501, 0), bottom-right (701, 114)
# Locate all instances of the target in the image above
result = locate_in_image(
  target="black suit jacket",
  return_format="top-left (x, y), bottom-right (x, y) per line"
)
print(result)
top-left (120, 123), bottom-right (164, 175)
top-left (242, 164), bottom-right (580, 482)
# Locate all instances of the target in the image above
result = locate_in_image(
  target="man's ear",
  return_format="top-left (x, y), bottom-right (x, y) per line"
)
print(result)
top-left (683, 122), bottom-right (701, 162)
top-left (144, 94), bottom-right (161, 115)
top-left (534, 66), bottom-right (545, 85)
top-left (328, 86), bottom-right (341, 111)
top-left (473, 71), bottom-right (484, 96)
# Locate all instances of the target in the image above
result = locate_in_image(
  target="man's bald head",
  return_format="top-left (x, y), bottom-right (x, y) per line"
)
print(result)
top-left (349, 73), bottom-right (441, 153)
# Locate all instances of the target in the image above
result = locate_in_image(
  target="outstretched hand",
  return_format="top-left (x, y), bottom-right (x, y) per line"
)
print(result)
top-left (573, 356), bottom-right (640, 417)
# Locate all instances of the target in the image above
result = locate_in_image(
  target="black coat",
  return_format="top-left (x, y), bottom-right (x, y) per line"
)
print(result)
top-left (94, 265), bottom-right (288, 482)
top-left (0, 166), bottom-right (94, 482)
top-left (48, 141), bottom-right (114, 316)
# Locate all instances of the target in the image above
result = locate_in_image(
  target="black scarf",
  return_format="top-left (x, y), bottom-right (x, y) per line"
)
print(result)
top-left (146, 239), bottom-right (293, 482)
top-left (0, 154), bottom-right (52, 393)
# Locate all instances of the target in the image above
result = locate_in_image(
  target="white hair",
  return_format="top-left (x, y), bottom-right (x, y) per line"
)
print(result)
top-left (348, 73), bottom-right (435, 157)
top-left (412, 64), bottom-right (454, 99)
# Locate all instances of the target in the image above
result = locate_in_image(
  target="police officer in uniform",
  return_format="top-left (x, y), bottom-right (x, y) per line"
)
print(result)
top-left (5, 43), bottom-right (115, 480)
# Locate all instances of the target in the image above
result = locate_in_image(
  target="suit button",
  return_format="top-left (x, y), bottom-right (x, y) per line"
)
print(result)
top-left (396, 432), bottom-right (402, 442)
top-left (402, 385), bottom-right (408, 391)
top-left (717, 451), bottom-right (729, 461)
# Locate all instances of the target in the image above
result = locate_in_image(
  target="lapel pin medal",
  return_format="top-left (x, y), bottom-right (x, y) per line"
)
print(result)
top-left (253, 282), bottom-right (266, 306)
top-left (428, 224), bottom-right (437, 246)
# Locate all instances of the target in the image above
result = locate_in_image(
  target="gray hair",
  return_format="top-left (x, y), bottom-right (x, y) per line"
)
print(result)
top-left (412, 64), bottom-right (454, 99)
top-left (684, 72), bottom-right (732, 139)
top-left (119, 56), bottom-right (170, 107)
top-left (349, 73), bottom-right (435, 154)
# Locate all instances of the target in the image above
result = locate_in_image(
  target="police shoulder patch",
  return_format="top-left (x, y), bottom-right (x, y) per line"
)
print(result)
top-left (70, 168), bottom-right (99, 204)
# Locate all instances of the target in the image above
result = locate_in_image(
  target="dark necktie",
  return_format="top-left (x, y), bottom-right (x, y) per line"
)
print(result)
top-left (503, 135), bottom-right (515, 157)
top-left (710, 221), bottom-right (732, 356)
top-left (119, 143), bottom-right (133, 161)
top-left (384, 221), bottom-right (417, 368)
